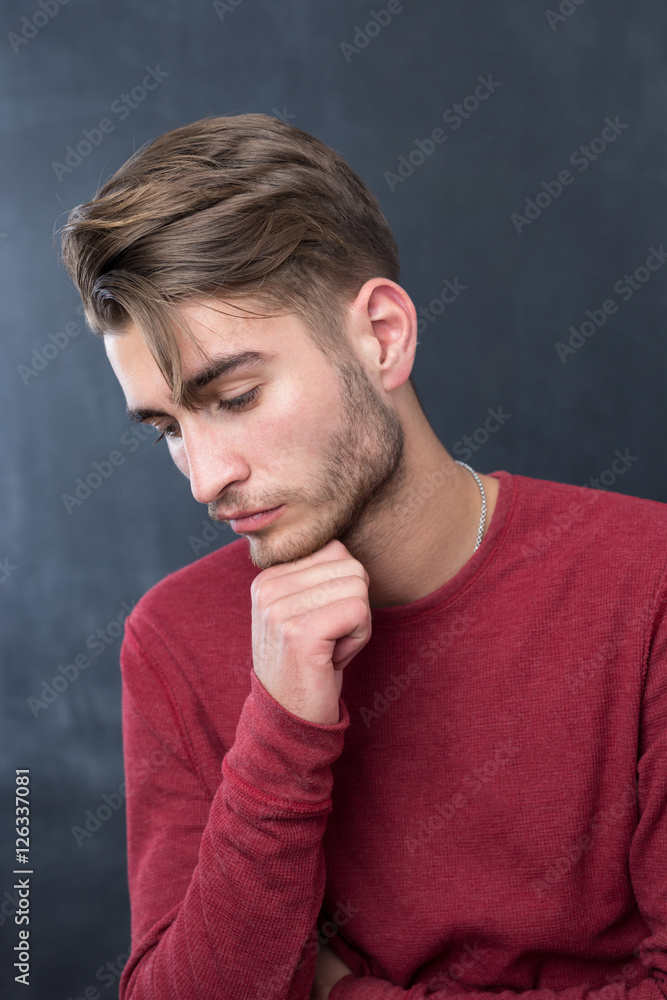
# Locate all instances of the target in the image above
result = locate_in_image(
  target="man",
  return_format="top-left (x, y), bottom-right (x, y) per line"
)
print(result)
top-left (60, 114), bottom-right (667, 1000)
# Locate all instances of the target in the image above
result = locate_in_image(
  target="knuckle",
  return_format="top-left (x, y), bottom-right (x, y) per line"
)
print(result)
top-left (252, 577), bottom-right (277, 609)
top-left (302, 587), bottom-right (328, 611)
top-left (282, 616), bottom-right (302, 642)
top-left (350, 594), bottom-right (369, 616)
top-left (347, 576), bottom-right (369, 600)
top-left (346, 558), bottom-right (370, 585)
top-left (263, 595), bottom-right (283, 625)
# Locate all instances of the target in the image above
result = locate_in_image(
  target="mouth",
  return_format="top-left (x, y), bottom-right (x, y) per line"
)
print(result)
top-left (226, 505), bottom-right (286, 532)
top-left (223, 506), bottom-right (274, 520)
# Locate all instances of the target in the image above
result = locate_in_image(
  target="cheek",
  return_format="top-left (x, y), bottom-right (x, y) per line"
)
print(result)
top-left (166, 380), bottom-right (339, 474)
top-left (270, 382), bottom-right (339, 461)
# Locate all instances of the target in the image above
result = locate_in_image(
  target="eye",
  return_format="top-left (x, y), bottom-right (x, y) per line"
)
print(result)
top-left (152, 386), bottom-right (261, 444)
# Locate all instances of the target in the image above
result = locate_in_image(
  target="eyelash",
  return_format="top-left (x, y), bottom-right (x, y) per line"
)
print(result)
top-left (152, 386), bottom-right (261, 444)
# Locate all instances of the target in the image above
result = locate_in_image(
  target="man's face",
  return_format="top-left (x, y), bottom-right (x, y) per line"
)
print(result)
top-left (105, 296), bottom-right (407, 569)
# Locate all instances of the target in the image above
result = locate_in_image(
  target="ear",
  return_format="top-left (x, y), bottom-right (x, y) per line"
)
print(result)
top-left (349, 278), bottom-right (417, 394)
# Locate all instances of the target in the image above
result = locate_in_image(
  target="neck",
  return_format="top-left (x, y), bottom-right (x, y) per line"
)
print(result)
top-left (341, 410), bottom-right (500, 609)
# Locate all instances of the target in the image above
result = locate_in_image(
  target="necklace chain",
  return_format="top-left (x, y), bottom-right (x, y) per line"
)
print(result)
top-left (454, 460), bottom-right (487, 552)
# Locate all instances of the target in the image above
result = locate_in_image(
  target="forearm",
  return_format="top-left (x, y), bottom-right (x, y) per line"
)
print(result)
top-left (121, 795), bottom-right (328, 998)
top-left (120, 663), bottom-right (351, 1000)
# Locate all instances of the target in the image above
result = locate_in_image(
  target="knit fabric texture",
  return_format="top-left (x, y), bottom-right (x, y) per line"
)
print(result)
top-left (117, 470), bottom-right (667, 1000)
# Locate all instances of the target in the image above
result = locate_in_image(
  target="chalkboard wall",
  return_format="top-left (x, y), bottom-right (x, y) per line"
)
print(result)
top-left (2, 0), bottom-right (666, 996)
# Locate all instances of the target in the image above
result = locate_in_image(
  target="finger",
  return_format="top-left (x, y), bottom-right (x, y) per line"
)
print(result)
top-left (257, 560), bottom-right (369, 607)
top-left (268, 576), bottom-right (370, 625)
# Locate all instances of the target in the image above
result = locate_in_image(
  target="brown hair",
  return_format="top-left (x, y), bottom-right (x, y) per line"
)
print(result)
top-left (57, 112), bottom-right (415, 411)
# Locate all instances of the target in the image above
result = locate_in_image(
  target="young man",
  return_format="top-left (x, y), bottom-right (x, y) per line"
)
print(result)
top-left (60, 114), bottom-right (667, 1000)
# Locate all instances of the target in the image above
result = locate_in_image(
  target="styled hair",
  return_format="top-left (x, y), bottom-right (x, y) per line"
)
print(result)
top-left (58, 112), bottom-right (414, 411)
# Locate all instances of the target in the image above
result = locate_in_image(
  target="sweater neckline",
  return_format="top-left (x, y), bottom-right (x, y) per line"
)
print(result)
top-left (368, 468), bottom-right (515, 626)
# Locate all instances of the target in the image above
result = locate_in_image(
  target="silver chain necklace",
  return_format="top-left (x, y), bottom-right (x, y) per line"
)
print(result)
top-left (455, 460), bottom-right (487, 551)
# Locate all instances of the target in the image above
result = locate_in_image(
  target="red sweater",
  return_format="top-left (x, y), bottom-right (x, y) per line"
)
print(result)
top-left (117, 468), bottom-right (667, 1000)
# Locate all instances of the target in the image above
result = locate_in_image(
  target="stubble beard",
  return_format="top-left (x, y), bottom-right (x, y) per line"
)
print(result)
top-left (245, 356), bottom-right (408, 570)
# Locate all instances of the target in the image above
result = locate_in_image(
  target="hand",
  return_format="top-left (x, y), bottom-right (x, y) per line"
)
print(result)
top-left (310, 943), bottom-right (355, 1000)
top-left (251, 539), bottom-right (372, 725)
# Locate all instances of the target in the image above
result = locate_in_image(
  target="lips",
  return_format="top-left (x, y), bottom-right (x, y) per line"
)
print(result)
top-left (223, 506), bottom-right (274, 520)
top-left (227, 505), bottom-right (285, 532)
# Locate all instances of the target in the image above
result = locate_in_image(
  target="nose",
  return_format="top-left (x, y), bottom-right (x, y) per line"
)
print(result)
top-left (180, 422), bottom-right (250, 506)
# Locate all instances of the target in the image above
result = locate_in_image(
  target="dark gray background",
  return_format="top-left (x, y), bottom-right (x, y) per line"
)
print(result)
top-left (2, 0), bottom-right (666, 996)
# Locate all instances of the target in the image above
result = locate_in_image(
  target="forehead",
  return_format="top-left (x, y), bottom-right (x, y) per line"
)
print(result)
top-left (103, 296), bottom-right (292, 402)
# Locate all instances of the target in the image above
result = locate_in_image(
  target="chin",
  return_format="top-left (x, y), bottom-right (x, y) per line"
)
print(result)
top-left (246, 522), bottom-right (335, 570)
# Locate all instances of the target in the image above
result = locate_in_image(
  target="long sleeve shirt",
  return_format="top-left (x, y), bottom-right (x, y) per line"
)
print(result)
top-left (116, 468), bottom-right (667, 1000)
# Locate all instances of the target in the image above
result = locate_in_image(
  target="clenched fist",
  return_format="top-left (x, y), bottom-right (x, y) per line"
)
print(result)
top-left (250, 539), bottom-right (372, 725)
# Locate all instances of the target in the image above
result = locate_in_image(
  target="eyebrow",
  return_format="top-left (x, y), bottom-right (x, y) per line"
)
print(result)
top-left (125, 349), bottom-right (277, 423)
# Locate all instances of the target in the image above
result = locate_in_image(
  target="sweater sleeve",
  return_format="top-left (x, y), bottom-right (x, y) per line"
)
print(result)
top-left (329, 573), bottom-right (667, 1000)
top-left (117, 614), bottom-right (350, 1000)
